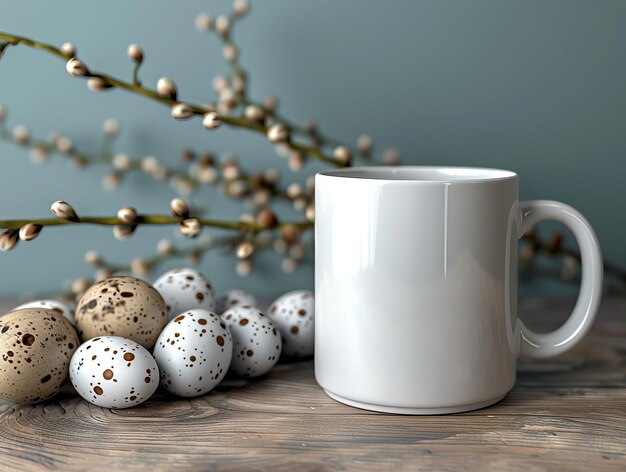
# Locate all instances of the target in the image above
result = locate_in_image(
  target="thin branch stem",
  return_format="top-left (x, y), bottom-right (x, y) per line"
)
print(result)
top-left (0, 215), bottom-right (313, 232)
top-left (0, 32), bottom-right (346, 168)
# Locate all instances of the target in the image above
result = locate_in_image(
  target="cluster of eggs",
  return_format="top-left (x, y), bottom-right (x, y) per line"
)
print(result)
top-left (0, 268), bottom-right (314, 409)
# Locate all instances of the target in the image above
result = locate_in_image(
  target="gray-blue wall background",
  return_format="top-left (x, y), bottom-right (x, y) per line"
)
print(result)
top-left (0, 1), bottom-right (624, 299)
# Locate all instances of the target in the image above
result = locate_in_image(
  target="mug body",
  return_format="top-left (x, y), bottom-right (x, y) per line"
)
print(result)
top-left (315, 166), bottom-right (519, 414)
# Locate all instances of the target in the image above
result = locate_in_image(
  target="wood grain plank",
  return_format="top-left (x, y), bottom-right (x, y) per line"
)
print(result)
top-left (0, 297), bottom-right (625, 471)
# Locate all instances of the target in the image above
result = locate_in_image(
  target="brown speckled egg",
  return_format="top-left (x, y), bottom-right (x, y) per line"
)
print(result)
top-left (75, 276), bottom-right (167, 349)
top-left (0, 308), bottom-right (79, 403)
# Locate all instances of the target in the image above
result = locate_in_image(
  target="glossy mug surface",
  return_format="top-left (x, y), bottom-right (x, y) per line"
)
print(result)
top-left (315, 167), bottom-right (602, 414)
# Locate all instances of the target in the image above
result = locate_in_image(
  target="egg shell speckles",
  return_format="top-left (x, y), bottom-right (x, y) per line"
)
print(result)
top-left (153, 309), bottom-right (232, 397)
top-left (0, 308), bottom-right (79, 404)
top-left (75, 276), bottom-right (167, 349)
top-left (215, 289), bottom-right (258, 315)
top-left (154, 268), bottom-right (216, 320)
top-left (69, 336), bottom-right (159, 409)
top-left (13, 299), bottom-right (75, 325)
top-left (221, 306), bottom-right (281, 377)
top-left (267, 290), bottom-right (314, 357)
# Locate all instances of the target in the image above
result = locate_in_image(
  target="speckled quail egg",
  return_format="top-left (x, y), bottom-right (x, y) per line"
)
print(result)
top-left (215, 289), bottom-right (258, 315)
top-left (153, 309), bottom-right (232, 397)
top-left (75, 276), bottom-right (167, 349)
top-left (267, 290), bottom-right (314, 357)
top-left (0, 308), bottom-right (79, 403)
top-left (221, 305), bottom-right (281, 377)
top-left (13, 299), bottom-right (74, 324)
top-left (153, 268), bottom-right (216, 320)
top-left (69, 336), bottom-right (159, 409)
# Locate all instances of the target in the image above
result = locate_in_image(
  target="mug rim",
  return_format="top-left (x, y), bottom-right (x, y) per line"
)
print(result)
top-left (317, 166), bottom-right (517, 183)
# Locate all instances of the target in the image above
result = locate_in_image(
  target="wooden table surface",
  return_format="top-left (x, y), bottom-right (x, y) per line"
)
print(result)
top-left (0, 297), bottom-right (624, 471)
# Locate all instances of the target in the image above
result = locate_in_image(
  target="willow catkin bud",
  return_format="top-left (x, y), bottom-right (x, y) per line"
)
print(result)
top-left (30, 146), bottom-right (49, 164)
top-left (170, 198), bottom-right (190, 218)
top-left (288, 153), bottom-right (305, 171)
top-left (293, 198), bottom-right (307, 211)
top-left (18, 223), bottom-right (42, 242)
top-left (233, 0), bottom-right (250, 16)
top-left (117, 206), bottom-right (138, 224)
top-left (383, 148), bottom-right (401, 165)
top-left (256, 208), bottom-right (278, 229)
top-left (333, 146), bottom-right (352, 165)
top-left (280, 224), bottom-right (300, 246)
top-left (560, 255), bottom-right (578, 281)
top-left (94, 268), bottom-right (113, 282)
top-left (171, 102), bottom-right (194, 120)
top-left (236, 260), bottom-right (252, 277)
top-left (267, 124), bottom-right (288, 143)
top-left (180, 218), bottom-right (202, 238)
top-left (127, 43), bottom-right (143, 62)
top-left (130, 258), bottom-right (150, 276)
top-left (305, 204), bottom-right (315, 222)
top-left (87, 77), bottom-right (111, 91)
top-left (103, 118), bottom-right (120, 137)
top-left (236, 241), bottom-right (254, 259)
top-left (60, 42), bottom-right (76, 57)
top-left (357, 134), bottom-right (373, 154)
top-left (0, 230), bottom-right (19, 252)
top-left (215, 15), bottom-right (231, 35)
top-left (51, 200), bottom-right (79, 222)
top-left (195, 13), bottom-right (213, 31)
top-left (112, 153), bottom-right (132, 170)
top-left (289, 244), bottom-right (306, 260)
top-left (223, 43), bottom-right (239, 62)
top-left (281, 258), bottom-right (297, 274)
top-left (264, 96), bottom-right (278, 111)
top-left (113, 225), bottom-right (136, 240)
top-left (55, 136), bottom-right (74, 154)
top-left (66, 57), bottom-right (88, 77)
top-left (102, 171), bottom-right (122, 191)
top-left (71, 278), bottom-right (90, 295)
top-left (304, 120), bottom-right (317, 134)
top-left (264, 169), bottom-right (279, 184)
top-left (287, 182), bottom-right (303, 199)
top-left (273, 238), bottom-right (287, 255)
top-left (243, 104), bottom-right (264, 122)
top-left (157, 239), bottom-right (174, 256)
top-left (251, 189), bottom-right (271, 206)
top-left (180, 148), bottom-right (195, 162)
top-left (212, 75), bottom-right (229, 92)
top-left (12, 125), bottom-right (29, 144)
top-left (84, 250), bottom-right (103, 267)
top-left (156, 77), bottom-right (177, 100)
top-left (202, 111), bottom-right (221, 129)
top-left (222, 162), bottom-right (240, 181)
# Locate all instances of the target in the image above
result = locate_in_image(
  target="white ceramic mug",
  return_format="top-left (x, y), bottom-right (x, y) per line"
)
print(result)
top-left (314, 166), bottom-right (602, 414)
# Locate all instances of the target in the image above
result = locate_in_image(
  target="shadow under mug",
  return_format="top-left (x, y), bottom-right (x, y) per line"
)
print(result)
top-left (314, 166), bottom-right (603, 414)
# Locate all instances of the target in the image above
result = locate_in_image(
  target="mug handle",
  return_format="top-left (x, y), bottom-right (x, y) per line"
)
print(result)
top-left (516, 200), bottom-right (603, 358)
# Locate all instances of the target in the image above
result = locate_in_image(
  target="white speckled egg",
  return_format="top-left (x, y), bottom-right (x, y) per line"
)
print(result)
top-left (221, 306), bottom-right (282, 377)
top-left (154, 268), bottom-right (215, 320)
top-left (267, 290), bottom-right (314, 357)
top-left (215, 289), bottom-right (258, 315)
top-left (153, 309), bottom-right (232, 397)
top-left (69, 336), bottom-right (159, 409)
top-left (13, 299), bottom-right (75, 324)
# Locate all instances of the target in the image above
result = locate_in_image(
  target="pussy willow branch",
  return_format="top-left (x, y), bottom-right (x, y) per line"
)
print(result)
top-left (521, 232), bottom-right (626, 286)
top-left (0, 32), bottom-right (343, 167)
top-left (208, 13), bottom-right (372, 163)
top-left (0, 118), bottom-right (297, 204)
top-left (0, 215), bottom-right (312, 232)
